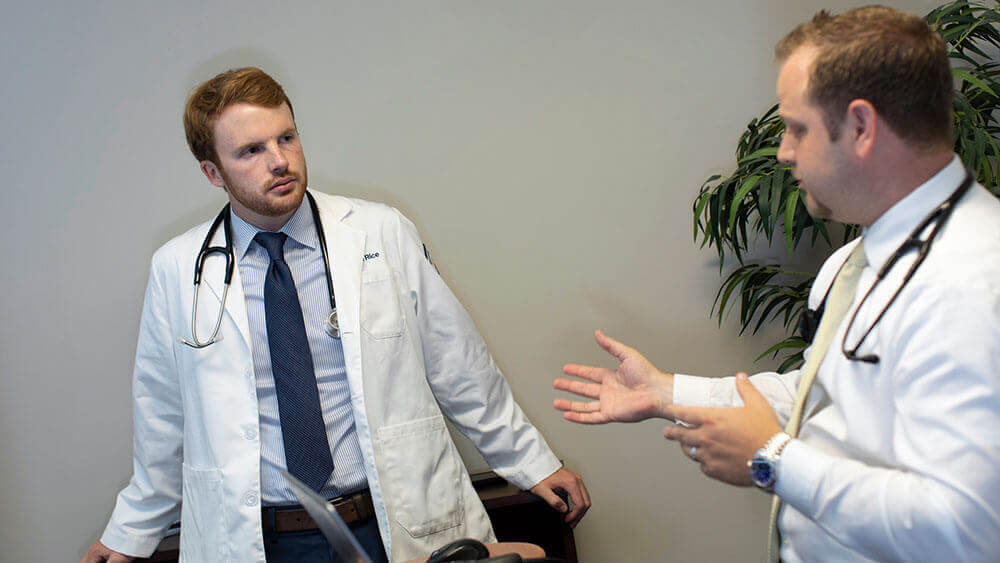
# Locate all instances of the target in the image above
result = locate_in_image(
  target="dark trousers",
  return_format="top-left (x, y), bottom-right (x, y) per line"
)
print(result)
top-left (262, 516), bottom-right (388, 563)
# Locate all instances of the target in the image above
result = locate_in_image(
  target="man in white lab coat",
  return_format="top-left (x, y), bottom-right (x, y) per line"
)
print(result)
top-left (83, 67), bottom-right (589, 563)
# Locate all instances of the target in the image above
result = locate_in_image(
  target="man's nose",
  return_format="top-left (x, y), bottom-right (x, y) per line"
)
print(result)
top-left (777, 134), bottom-right (793, 164)
top-left (268, 145), bottom-right (289, 174)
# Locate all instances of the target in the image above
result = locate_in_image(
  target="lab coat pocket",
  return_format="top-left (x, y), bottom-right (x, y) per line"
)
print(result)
top-left (180, 464), bottom-right (228, 562)
top-left (361, 267), bottom-right (404, 339)
top-left (377, 416), bottom-right (465, 538)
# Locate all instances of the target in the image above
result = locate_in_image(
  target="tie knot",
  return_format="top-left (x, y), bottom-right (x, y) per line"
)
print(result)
top-left (255, 231), bottom-right (288, 261)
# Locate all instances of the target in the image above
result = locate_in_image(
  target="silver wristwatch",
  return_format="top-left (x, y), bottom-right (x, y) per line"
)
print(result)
top-left (749, 431), bottom-right (792, 492)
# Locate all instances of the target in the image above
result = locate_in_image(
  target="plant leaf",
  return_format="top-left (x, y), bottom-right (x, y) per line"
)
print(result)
top-left (954, 67), bottom-right (999, 97)
top-left (737, 146), bottom-right (779, 165)
top-left (784, 188), bottom-right (800, 256)
top-left (727, 175), bottom-right (761, 233)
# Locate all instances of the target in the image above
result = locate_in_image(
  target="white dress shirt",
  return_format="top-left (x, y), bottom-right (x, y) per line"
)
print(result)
top-left (674, 156), bottom-right (1000, 561)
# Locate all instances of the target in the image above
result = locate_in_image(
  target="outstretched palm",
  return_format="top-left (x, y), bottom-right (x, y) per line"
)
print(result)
top-left (554, 330), bottom-right (672, 424)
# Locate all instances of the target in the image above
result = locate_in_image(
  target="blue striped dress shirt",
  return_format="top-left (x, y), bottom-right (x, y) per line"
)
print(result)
top-left (231, 197), bottom-right (367, 505)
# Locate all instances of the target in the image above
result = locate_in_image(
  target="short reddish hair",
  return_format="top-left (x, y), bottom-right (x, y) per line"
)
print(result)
top-left (183, 67), bottom-right (294, 164)
top-left (775, 6), bottom-right (952, 148)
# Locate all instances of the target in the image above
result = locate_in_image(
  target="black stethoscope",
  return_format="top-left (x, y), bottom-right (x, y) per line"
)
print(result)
top-left (798, 170), bottom-right (974, 364)
top-left (179, 191), bottom-right (340, 348)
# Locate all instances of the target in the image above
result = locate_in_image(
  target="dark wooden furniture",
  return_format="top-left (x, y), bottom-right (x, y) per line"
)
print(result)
top-left (138, 475), bottom-right (577, 562)
top-left (475, 477), bottom-right (578, 563)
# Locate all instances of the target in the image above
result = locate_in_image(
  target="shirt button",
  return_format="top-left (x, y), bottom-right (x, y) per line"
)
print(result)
top-left (243, 492), bottom-right (259, 506)
top-left (244, 428), bottom-right (257, 440)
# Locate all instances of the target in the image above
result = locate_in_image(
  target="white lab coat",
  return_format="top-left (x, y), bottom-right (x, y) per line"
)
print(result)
top-left (100, 191), bottom-right (561, 562)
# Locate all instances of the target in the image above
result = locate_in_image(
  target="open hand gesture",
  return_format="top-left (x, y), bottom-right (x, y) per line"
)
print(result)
top-left (554, 330), bottom-right (673, 424)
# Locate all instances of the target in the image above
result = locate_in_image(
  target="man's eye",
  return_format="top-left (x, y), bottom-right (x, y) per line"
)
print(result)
top-left (243, 146), bottom-right (262, 156)
top-left (281, 133), bottom-right (296, 143)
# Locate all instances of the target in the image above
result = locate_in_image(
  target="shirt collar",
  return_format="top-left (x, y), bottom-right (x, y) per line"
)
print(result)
top-left (229, 192), bottom-right (318, 260)
top-left (861, 155), bottom-right (966, 271)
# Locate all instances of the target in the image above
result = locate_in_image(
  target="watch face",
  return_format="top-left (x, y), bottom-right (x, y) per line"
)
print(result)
top-left (751, 457), bottom-right (775, 489)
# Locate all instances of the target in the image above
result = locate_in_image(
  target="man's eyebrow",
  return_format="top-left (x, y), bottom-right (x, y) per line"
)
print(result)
top-left (233, 128), bottom-right (298, 155)
top-left (233, 139), bottom-right (262, 154)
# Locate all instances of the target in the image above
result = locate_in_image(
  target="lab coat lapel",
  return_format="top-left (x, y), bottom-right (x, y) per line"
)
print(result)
top-left (319, 197), bottom-right (364, 339)
top-left (200, 221), bottom-right (252, 350)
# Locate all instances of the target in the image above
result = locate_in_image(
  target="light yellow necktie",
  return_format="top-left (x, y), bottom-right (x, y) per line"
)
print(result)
top-left (767, 241), bottom-right (868, 562)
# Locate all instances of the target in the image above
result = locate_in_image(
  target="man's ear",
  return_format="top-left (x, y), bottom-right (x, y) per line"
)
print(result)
top-left (844, 99), bottom-right (877, 158)
top-left (200, 160), bottom-right (226, 189)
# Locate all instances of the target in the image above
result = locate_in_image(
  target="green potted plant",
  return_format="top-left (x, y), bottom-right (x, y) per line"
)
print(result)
top-left (693, 0), bottom-right (1000, 372)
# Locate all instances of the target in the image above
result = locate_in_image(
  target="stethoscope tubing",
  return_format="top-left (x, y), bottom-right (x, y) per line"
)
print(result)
top-left (179, 191), bottom-right (338, 348)
top-left (800, 170), bottom-right (975, 364)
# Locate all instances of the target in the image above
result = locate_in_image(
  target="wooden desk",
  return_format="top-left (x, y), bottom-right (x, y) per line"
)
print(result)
top-left (474, 478), bottom-right (577, 563)
top-left (139, 477), bottom-right (577, 562)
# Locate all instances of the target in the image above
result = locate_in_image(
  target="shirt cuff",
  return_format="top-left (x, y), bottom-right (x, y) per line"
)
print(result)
top-left (774, 438), bottom-right (823, 514)
top-left (672, 373), bottom-right (712, 407)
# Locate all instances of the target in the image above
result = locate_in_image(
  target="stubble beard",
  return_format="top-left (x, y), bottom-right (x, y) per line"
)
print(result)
top-left (222, 167), bottom-right (308, 220)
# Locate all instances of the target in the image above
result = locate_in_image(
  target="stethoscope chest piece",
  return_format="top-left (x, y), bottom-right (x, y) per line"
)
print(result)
top-left (325, 309), bottom-right (341, 339)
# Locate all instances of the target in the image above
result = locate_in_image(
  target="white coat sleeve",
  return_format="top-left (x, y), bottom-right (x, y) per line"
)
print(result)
top-left (391, 210), bottom-right (561, 490)
top-left (99, 257), bottom-right (184, 557)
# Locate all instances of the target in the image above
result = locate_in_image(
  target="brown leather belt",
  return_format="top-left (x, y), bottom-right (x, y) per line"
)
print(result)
top-left (262, 489), bottom-right (375, 533)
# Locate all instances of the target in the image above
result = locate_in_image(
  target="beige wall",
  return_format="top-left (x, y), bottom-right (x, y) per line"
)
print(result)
top-left (0, 1), bottom-right (938, 561)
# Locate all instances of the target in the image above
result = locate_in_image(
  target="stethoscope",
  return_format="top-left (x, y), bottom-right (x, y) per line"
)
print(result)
top-left (798, 170), bottom-right (974, 364)
top-left (179, 191), bottom-right (340, 348)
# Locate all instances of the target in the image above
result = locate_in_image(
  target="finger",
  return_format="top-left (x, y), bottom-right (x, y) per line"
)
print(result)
top-left (558, 479), bottom-right (587, 527)
top-left (568, 504), bottom-right (589, 528)
top-left (532, 484), bottom-right (568, 515)
top-left (565, 488), bottom-right (590, 528)
top-left (681, 441), bottom-right (692, 459)
top-left (553, 398), bottom-right (601, 413)
top-left (577, 474), bottom-right (592, 509)
top-left (553, 377), bottom-right (602, 399)
top-left (561, 363), bottom-right (612, 384)
top-left (561, 410), bottom-right (610, 425)
top-left (666, 404), bottom-right (706, 427)
top-left (594, 329), bottom-right (630, 361)
top-left (735, 372), bottom-right (766, 407)
top-left (663, 423), bottom-right (697, 444)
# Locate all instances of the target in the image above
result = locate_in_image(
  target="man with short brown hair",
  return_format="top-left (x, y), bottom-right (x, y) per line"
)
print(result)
top-left (556, 6), bottom-right (1000, 561)
top-left (83, 67), bottom-right (589, 563)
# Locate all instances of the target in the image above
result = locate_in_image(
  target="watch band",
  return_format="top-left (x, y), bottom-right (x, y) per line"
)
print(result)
top-left (749, 431), bottom-right (793, 492)
top-left (762, 431), bottom-right (792, 459)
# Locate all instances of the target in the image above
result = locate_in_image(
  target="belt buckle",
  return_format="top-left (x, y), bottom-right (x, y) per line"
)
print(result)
top-left (328, 492), bottom-right (354, 515)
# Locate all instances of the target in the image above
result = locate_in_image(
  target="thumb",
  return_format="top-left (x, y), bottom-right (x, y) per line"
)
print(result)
top-left (531, 483), bottom-right (568, 513)
top-left (735, 372), bottom-right (766, 407)
top-left (595, 329), bottom-right (629, 362)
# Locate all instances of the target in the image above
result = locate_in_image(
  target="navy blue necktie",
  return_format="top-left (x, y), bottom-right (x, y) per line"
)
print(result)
top-left (255, 231), bottom-right (335, 492)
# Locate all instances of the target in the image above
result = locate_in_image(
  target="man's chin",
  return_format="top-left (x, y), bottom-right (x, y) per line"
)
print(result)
top-left (260, 186), bottom-right (306, 217)
top-left (802, 192), bottom-right (832, 220)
